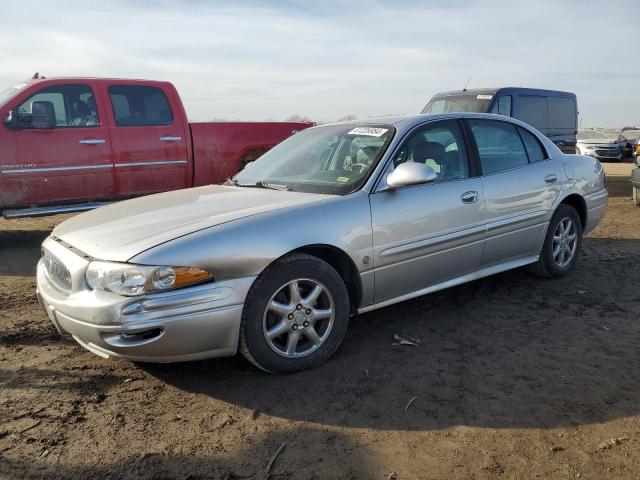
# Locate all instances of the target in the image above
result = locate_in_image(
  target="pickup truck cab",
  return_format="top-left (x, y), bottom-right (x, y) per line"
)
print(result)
top-left (0, 77), bottom-right (312, 218)
top-left (422, 87), bottom-right (578, 154)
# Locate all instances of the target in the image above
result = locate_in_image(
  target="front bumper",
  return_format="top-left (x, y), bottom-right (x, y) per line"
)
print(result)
top-left (36, 237), bottom-right (255, 363)
top-left (631, 167), bottom-right (640, 189)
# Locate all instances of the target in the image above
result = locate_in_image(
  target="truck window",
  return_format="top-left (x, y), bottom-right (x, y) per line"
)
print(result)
top-left (18, 84), bottom-right (98, 128)
top-left (108, 85), bottom-right (173, 127)
top-left (548, 97), bottom-right (576, 129)
top-left (517, 95), bottom-right (547, 129)
top-left (489, 95), bottom-right (512, 116)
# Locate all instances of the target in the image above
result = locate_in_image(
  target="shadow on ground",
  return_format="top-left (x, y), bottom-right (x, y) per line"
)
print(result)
top-left (145, 237), bottom-right (640, 432)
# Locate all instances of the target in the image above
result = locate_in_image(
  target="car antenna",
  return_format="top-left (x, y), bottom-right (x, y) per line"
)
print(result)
top-left (463, 75), bottom-right (471, 92)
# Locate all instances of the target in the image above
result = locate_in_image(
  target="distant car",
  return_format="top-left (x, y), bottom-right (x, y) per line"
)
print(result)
top-left (421, 87), bottom-right (578, 154)
top-left (617, 126), bottom-right (640, 159)
top-left (577, 130), bottom-right (622, 162)
top-left (36, 113), bottom-right (608, 373)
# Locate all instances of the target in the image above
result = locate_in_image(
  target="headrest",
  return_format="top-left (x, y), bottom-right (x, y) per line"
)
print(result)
top-left (356, 145), bottom-right (380, 164)
top-left (31, 100), bottom-right (55, 117)
top-left (413, 141), bottom-right (445, 164)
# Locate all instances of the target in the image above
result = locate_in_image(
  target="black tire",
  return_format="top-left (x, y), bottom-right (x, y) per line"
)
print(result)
top-left (239, 253), bottom-right (350, 374)
top-left (529, 204), bottom-right (583, 278)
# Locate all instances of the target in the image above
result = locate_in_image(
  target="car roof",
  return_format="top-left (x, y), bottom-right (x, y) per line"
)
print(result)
top-left (431, 87), bottom-right (575, 99)
top-left (319, 112), bottom-right (540, 134)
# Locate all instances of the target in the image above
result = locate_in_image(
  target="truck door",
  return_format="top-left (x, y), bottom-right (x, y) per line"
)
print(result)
top-left (1, 81), bottom-right (114, 207)
top-left (103, 83), bottom-right (190, 197)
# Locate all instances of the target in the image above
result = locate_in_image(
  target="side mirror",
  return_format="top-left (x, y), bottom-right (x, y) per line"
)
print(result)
top-left (3, 110), bottom-right (19, 129)
top-left (385, 162), bottom-right (437, 189)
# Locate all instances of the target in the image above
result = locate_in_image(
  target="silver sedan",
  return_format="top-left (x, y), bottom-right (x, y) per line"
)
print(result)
top-left (37, 113), bottom-right (608, 373)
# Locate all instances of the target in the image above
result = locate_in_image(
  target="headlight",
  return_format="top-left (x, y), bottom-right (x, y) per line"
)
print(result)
top-left (85, 261), bottom-right (212, 296)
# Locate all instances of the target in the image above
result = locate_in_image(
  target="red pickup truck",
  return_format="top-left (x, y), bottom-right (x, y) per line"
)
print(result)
top-left (0, 77), bottom-right (312, 218)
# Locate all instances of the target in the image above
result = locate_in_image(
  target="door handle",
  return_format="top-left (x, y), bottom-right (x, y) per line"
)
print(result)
top-left (79, 138), bottom-right (106, 145)
top-left (544, 174), bottom-right (558, 184)
top-left (461, 191), bottom-right (479, 204)
top-left (160, 136), bottom-right (182, 142)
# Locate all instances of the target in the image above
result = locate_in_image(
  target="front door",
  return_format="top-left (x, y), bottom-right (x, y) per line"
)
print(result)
top-left (466, 119), bottom-right (562, 267)
top-left (2, 81), bottom-right (114, 206)
top-left (370, 120), bottom-right (486, 303)
top-left (104, 83), bottom-right (189, 197)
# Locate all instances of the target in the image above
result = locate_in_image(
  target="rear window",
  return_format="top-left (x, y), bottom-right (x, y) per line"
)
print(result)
top-left (517, 96), bottom-right (547, 129)
top-left (548, 97), bottom-right (576, 129)
top-left (108, 85), bottom-right (173, 127)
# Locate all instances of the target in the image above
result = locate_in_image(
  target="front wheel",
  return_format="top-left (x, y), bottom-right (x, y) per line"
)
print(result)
top-left (529, 204), bottom-right (583, 278)
top-left (239, 253), bottom-right (350, 373)
top-left (633, 186), bottom-right (640, 206)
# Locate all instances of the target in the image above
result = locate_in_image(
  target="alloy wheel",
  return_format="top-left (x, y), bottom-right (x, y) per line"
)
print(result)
top-left (262, 278), bottom-right (335, 358)
top-left (552, 217), bottom-right (577, 268)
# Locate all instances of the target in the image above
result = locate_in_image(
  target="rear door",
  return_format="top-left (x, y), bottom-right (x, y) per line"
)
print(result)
top-left (1, 81), bottom-right (114, 206)
top-left (103, 83), bottom-right (190, 197)
top-left (466, 118), bottom-right (561, 267)
top-left (370, 120), bottom-right (486, 303)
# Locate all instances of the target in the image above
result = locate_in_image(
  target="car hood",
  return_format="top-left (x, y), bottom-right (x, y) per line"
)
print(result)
top-left (577, 139), bottom-right (618, 146)
top-left (52, 185), bottom-right (331, 262)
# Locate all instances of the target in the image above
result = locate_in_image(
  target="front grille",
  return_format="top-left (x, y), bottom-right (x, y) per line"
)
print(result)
top-left (595, 149), bottom-right (620, 158)
top-left (43, 249), bottom-right (72, 290)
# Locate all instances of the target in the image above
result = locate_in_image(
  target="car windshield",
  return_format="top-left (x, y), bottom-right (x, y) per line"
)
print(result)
top-left (578, 130), bottom-right (611, 140)
top-left (422, 93), bottom-right (493, 114)
top-left (231, 124), bottom-right (395, 195)
top-left (620, 129), bottom-right (640, 141)
top-left (0, 82), bottom-right (28, 108)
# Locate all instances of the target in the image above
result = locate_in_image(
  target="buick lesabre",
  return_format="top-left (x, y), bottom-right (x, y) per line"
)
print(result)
top-left (37, 113), bottom-right (608, 373)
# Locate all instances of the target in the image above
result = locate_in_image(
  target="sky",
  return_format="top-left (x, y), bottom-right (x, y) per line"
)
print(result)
top-left (0, 0), bottom-right (638, 126)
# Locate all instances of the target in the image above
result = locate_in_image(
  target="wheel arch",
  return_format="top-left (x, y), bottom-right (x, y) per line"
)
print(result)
top-left (558, 193), bottom-right (587, 229)
top-left (289, 244), bottom-right (362, 315)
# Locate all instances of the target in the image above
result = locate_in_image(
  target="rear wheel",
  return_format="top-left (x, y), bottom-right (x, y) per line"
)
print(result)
top-left (529, 204), bottom-right (582, 278)
top-left (239, 253), bottom-right (350, 373)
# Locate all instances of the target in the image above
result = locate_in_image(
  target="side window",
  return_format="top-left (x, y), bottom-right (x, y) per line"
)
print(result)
top-left (518, 127), bottom-right (547, 162)
top-left (18, 84), bottom-right (98, 128)
top-left (490, 95), bottom-right (512, 116)
top-left (548, 97), bottom-right (576, 129)
top-left (517, 95), bottom-right (547, 129)
top-left (392, 120), bottom-right (469, 183)
top-left (108, 85), bottom-right (173, 127)
top-left (469, 120), bottom-right (528, 175)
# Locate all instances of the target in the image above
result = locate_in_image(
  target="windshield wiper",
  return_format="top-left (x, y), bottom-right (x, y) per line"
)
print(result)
top-left (228, 179), bottom-right (293, 191)
top-left (254, 181), bottom-right (292, 191)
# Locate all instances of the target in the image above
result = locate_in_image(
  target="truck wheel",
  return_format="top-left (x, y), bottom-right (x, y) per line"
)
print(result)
top-left (239, 253), bottom-right (350, 374)
top-left (529, 204), bottom-right (583, 278)
top-left (633, 186), bottom-right (640, 206)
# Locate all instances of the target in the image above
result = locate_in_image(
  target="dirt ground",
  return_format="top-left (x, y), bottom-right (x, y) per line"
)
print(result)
top-left (1, 162), bottom-right (639, 480)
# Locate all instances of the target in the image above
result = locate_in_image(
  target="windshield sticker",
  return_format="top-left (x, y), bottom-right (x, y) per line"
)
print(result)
top-left (347, 127), bottom-right (389, 137)
top-left (477, 94), bottom-right (493, 100)
top-left (336, 176), bottom-right (349, 183)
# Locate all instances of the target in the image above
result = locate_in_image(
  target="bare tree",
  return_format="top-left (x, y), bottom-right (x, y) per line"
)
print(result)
top-left (285, 114), bottom-right (314, 123)
top-left (336, 114), bottom-right (358, 122)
